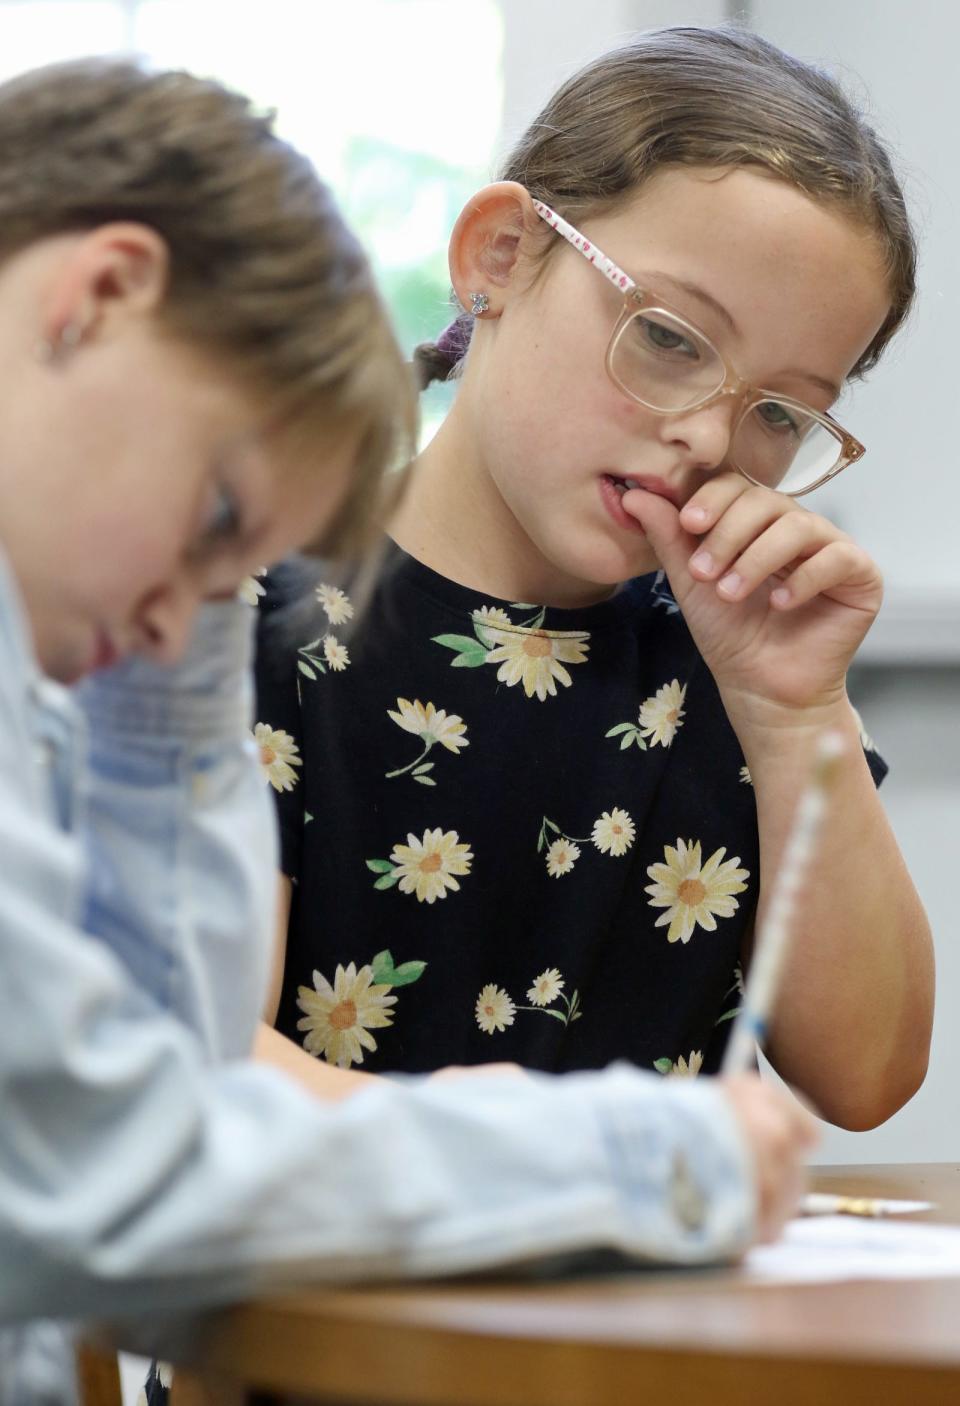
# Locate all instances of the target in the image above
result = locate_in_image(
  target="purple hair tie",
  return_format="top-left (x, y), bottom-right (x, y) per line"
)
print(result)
top-left (435, 315), bottom-right (472, 365)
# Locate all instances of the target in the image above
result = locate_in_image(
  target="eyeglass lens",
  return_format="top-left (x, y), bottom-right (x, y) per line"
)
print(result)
top-left (610, 309), bottom-right (843, 494)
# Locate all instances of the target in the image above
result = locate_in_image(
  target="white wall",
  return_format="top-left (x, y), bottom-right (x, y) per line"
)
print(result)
top-left (742, 0), bottom-right (960, 1165)
top-left (498, 0), bottom-right (729, 157)
top-left (749, 0), bottom-right (960, 656)
top-left (761, 665), bottom-right (960, 1164)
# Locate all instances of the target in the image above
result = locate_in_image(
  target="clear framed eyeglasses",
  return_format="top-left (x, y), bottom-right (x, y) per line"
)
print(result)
top-left (532, 199), bottom-right (865, 497)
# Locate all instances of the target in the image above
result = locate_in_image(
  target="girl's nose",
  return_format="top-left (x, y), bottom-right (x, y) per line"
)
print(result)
top-left (659, 395), bottom-right (739, 473)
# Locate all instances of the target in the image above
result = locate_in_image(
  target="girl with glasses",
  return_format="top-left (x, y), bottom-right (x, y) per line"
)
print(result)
top-left (250, 25), bottom-right (929, 1204)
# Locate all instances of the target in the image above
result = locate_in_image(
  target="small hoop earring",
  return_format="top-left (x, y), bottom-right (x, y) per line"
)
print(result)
top-left (470, 291), bottom-right (490, 317)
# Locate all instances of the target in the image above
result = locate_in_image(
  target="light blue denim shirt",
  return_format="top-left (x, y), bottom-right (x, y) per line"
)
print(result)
top-left (0, 549), bottom-right (753, 1405)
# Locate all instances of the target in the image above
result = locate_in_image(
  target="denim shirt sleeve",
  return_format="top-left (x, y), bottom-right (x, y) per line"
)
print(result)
top-left (0, 590), bottom-right (755, 1329)
top-left (74, 600), bottom-right (277, 1059)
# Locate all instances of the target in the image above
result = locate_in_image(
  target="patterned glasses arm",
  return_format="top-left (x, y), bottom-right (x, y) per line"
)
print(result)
top-left (532, 200), bottom-right (637, 296)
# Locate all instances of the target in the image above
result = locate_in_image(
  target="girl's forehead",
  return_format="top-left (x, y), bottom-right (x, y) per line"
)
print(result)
top-left (587, 168), bottom-right (888, 309)
top-left (555, 168), bottom-right (890, 389)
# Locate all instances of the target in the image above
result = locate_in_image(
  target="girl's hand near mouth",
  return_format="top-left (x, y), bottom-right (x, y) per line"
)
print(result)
top-left (620, 476), bottom-right (882, 731)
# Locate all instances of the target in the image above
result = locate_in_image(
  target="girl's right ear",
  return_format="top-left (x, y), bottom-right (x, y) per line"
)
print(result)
top-left (448, 182), bottom-right (539, 318)
top-left (41, 223), bottom-right (170, 351)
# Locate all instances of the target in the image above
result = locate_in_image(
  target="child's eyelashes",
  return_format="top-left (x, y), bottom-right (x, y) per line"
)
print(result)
top-left (197, 484), bottom-right (243, 549)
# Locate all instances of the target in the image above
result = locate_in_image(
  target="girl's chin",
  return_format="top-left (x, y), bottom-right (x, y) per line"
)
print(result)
top-left (548, 543), bottom-right (663, 604)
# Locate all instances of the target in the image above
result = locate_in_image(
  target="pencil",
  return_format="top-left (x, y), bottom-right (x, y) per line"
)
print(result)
top-left (721, 729), bottom-right (846, 1074)
top-left (800, 1192), bottom-right (934, 1217)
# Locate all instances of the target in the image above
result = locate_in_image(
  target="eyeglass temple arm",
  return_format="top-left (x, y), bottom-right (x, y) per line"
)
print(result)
top-left (532, 199), bottom-right (637, 297)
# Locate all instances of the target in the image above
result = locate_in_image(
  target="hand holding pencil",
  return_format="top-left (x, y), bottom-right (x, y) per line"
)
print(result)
top-left (723, 730), bottom-right (847, 1075)
top-left (716, 730), bottom-right (845, 1242)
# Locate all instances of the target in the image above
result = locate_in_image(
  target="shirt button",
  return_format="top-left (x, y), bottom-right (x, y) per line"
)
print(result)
top-left (670, 1150), bottom-right (707, 1231)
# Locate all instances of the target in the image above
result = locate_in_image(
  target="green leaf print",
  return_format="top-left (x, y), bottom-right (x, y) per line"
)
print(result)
top-left (520, 607), bottom-right (546, 630)
top-left (370, 949), bottom-right (395, 982)
top-left (390, 960), bottom-right (427, 986)
top-left (297, 638), bottom-right (327, 679)
top-left (433, 632), bottom-right (487, 654)
top-left (432, 633), bottom-right (490, 668)
top-left (605, 721), bottom-right (647, 751)
top-left (653, 1058), bottom-right (674, 1075)
top-left (367, 859), bottom-right (401, 891)
top-left (371, 950), bottom-right (427, 987)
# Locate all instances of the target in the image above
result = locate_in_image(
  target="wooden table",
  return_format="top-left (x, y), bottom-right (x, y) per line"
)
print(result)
top-left (157, 1164), bottom-right (960, 1406)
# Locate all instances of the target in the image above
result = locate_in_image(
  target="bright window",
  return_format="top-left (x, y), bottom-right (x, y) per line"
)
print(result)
top-left (0, 0), bottom-right (503, 407)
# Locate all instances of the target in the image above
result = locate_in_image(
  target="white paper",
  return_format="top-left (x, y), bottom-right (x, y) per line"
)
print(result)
top-left (743, 1215), bottom-right (960, 1283)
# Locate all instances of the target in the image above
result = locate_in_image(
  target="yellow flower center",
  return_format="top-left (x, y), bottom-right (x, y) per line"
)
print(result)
top-left (522, 632), bottom-right (554, 658)
top-left (667, 709), bottom-right (678, 722)
top-left (329, 999), bottom-right (357, 1031)
top-left (483, 1003), bottom-right (495, 1018)
top-left (678, 878), bottom-right (706, 907)
top-left (419, 851), bottom-right (443, 873)
top-left (259, 745), bottom-right (276, 766)
top-left (612, 824), bottom-right (622, 836)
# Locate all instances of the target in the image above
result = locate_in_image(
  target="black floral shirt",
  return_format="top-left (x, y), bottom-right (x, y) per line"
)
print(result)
top-left (251, 545), bottom-right (886, 1081)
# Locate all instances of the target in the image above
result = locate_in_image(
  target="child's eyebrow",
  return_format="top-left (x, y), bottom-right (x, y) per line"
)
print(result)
top-left (645, 271), bottom-right (842, 400)
top-left (646, 271), bottom-right (740, 337)
top-left (778, 368), bottom-right (842, 400)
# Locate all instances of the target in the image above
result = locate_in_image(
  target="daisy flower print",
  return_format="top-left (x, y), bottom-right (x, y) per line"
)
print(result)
top-left (296, 962), bottom-right (396, 1068)
top-left (475, 984), bottom-right (516, 1034)
top-left (545, 838), bottom-right (580, 877)
top-left (322, 635), bottom-right (350, 671)
top-left (316, 583), bottom-right (355, 626)
top-left (368, 829), bottom-right (473, 904)
top-left (638, 680), bottom-right (686, 747)
top-left (645, 838), bottom-right (750, 945)
top-left (237, 567), bottom-right (267, 606)
top-left (484, 625), bottom-right (590, 701)
top-left (592, 808), bottom-right (636, 857)
top-left (253, 723), bottom-right (302, 793)
top-left (527, 968), bottom-right (565, 1006)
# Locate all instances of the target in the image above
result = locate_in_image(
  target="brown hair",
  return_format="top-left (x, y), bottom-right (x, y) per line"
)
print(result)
top-left (0, 57), bottom-right (414, 556)
top-left (415, 25), bottom-right (916, 389)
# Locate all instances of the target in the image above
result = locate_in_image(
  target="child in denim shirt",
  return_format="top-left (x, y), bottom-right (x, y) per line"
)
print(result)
top-left (0, 55), bottom-right (813, 1406)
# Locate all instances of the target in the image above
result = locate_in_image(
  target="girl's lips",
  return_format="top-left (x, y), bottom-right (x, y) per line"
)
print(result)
top-left (615, 474), bottom-right (684, 509)
top-left (598, 474), bottom-right (647, 532)
top-left (91, 632), bottom-right (120, 673)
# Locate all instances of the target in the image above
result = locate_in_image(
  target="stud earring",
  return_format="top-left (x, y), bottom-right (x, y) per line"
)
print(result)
top-left (470, 291), bottom-right (490, 317)
top-left (37, 321), bottom-right (84, 364)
